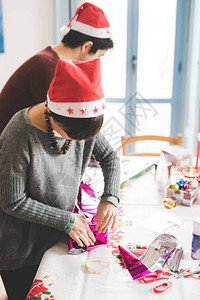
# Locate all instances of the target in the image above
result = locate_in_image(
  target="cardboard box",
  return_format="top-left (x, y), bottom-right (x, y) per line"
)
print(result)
top-left (167, 186), bottom-right (199, 206)
top-left (162, 145), bottom-right (193, 167)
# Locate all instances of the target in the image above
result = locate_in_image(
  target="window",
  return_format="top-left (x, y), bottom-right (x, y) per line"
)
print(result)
top-left (65, 0), bottom-right (187, 153)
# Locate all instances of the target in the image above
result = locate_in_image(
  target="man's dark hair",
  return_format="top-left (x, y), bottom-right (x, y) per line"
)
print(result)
top-left (50, 110), bottom-right (104, 140)
top-left (61, 30), bottom-right (113, 53)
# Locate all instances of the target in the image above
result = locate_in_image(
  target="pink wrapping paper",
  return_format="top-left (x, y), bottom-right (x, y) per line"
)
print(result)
top-left (118, 245), bottom-right (151, 279)
top-left (69, 182), bottom-right (108, 254)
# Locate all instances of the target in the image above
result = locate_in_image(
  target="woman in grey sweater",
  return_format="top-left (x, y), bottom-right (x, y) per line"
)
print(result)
top-left (0, 58), bottom-right (120, 299)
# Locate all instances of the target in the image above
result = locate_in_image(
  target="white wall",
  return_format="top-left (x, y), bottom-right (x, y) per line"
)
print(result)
top-left (0, 0), bottom-right (55, 90)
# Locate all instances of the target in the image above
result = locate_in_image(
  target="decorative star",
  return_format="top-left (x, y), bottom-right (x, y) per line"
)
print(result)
top-left (67, 107), bottom-right (74, 115)
top-left (80, 108), bottom-right (87, 115)
top-left (93, 106), bottom-right (99, 114)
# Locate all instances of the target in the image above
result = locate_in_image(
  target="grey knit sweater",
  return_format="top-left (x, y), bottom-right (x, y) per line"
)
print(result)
top-left (0, 109), bottom-right (120, 270)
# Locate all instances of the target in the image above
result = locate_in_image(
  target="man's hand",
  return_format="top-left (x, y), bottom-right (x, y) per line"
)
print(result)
top-left (94, 201), bottom-right (118, 233)
top-left (68, 214), bottom-right (96, 247)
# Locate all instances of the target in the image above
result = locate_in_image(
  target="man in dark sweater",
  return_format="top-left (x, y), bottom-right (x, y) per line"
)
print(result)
top-left (0, 2), bottom-right (113, 133)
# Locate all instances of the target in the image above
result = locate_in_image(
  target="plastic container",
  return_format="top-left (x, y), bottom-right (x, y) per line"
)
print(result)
top-left (191, 218), bottom-right (200, 259)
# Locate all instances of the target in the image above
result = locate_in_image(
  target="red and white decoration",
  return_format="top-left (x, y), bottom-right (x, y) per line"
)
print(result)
top-left (47, 58), bottom-right (105, 118)
top-left (60, 2), bottom-right (111, 39)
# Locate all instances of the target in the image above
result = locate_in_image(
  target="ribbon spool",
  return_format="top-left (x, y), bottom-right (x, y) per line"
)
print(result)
top-left (85, 257), bottom-right (110, 274)
top-left (163, 198), bottom-right (176, 209)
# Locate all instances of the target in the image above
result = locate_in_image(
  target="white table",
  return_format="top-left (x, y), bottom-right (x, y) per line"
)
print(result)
top-left (26, 158), bottom-right (200, 300)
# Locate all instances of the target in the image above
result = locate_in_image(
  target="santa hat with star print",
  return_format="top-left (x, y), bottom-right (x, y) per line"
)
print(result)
top-left (47, 58), bottom-right (105, 118)
top-left (60, 2), bottom-right (111, 39)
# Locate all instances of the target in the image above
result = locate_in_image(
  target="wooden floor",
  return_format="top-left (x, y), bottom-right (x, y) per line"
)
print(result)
top-left (0, 276), bottom-right (7, 300)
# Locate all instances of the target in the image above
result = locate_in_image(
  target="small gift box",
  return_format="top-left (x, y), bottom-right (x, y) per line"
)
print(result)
top-left (167, 179), bottom-right (199, 207)
top-left (69, 182), bottom-right (108, 254)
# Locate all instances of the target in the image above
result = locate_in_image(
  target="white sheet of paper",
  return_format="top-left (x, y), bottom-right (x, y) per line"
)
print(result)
top-left (137, 211), bottom-right (187, 234)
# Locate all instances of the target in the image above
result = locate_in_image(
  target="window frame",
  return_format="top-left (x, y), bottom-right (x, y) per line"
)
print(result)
top-left (55, 0), bottom-right (188, 141)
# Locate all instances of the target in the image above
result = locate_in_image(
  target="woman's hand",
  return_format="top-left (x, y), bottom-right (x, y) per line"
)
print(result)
top-left (94, 201), bottom-right (118, 233)
top-left (68, 214), bottom-right (96, 248)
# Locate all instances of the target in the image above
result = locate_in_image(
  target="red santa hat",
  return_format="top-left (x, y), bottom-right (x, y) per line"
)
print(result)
top-left (60, 2), bottom-right (110, 39)
top-left (47, 58), bottom-right (105, 118)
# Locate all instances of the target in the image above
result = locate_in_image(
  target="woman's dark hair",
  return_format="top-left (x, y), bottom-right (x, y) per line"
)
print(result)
top-left (50, 110), bottom-right (104, 140)
top-left (61, 30), bottom-right (113, 53)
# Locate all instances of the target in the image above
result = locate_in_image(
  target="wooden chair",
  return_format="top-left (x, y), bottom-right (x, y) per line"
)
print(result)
top-left (121, 134), bottom-right (182, 156)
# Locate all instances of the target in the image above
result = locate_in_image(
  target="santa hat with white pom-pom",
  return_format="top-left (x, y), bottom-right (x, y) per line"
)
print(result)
top-left (47, 58), bottom-right (105, 118)
top-left (60, 2), bottom-right (110, 39)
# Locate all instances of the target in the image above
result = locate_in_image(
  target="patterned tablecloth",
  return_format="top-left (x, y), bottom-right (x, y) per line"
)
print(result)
top-left (26, 165), bottom-right (200, 300)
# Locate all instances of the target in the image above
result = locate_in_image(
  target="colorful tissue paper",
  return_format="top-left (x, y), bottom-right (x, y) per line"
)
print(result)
top-left (118, 245), bottom-right (151, 279)
top-left (140, 233), bottom-right (183, 272)
top-left (118, 234), bottom-right (183, 280)
top-left (69, 182), bottom-right (108, 254)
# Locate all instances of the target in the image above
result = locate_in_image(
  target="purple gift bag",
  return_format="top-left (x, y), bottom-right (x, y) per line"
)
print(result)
top-left (69, 182), bottom-right (108, 254)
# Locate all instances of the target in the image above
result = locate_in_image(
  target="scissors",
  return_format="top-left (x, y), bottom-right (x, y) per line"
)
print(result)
top-left (142, 270), bottom-right (171, 283)
top-left (153, 268), bottom-right (189, 293)
top-left (142, 268), bottom-right (189, 293)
